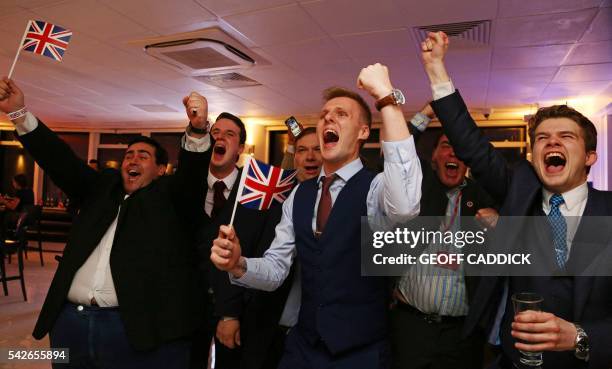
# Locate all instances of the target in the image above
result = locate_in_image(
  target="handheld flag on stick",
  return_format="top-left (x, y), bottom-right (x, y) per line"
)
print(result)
top-left (229, 157), bottom-right (297, 226)
top-left (8, 20), bottom-right (73, 78)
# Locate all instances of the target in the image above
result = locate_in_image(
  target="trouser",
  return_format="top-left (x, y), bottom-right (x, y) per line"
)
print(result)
top-left (49, 303), bottom-right (190, 369)
top-left (278, 327), bottom-right (390, 369)
top-left (389, 302), bottom-right (484, 369)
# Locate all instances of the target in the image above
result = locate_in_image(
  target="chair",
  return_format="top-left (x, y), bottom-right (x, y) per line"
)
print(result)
top-left (23, 205), bottom-right (44, 266)
top-left (0, 211), bottom-right (28, 301)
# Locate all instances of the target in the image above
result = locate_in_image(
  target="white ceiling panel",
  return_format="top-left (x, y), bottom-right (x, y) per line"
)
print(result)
top-left (490, 67), bottom-right (558, 84)
top-left (580, 7), bottom-right (612, 42)
top-left (445, 47), bottom-right (492, 74)
top-left (262, 37), bottom-right (350, 70)
top-left (564, 41), bottom-right (612, 65)
top-left (498, 0), bottom-right (601, 18)
top-left (487, 81), bottom-right (548, 105)
top-left (223, 4), bottom-right (326, 47)
top-left (541, 80), bottom-right (611, 99)
top-left (334, 29), bottom-right (414, 59)
top-left (301, 0), bottom-right (409, 36)
top-left (495, 8), bottom-right (598, 47)
top-left (99, 0), bottom-right (216, 35)
top-left (227, 85), bottom-right (304, 112)
top-left (193, 0), bottom-right (295, 17)
top-left (553, 63), bottom-right (612, 83)
top-left (31, 0), bottom-right (156, 40)
top-left (492, 45), bottom-right (573, 69)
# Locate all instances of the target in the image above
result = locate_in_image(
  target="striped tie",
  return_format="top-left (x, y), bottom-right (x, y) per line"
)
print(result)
top-left (547, 194), bottom-right (567, 268)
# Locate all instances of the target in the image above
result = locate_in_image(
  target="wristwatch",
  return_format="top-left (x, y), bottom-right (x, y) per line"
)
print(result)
top-left (375, 89), bottom-right (405, 111)
top-left (188, 121), bottom-right (209, 134)
top-left (574, 324), bottom-right (589, 361)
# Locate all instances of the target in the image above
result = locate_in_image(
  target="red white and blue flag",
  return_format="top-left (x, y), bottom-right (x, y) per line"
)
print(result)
top-left (22, 20), bottom-right (72, 62)
top-left (237, 157), bottom-right (297, 211)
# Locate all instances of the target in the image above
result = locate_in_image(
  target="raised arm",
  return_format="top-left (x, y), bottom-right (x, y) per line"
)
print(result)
top-left (420, 32), bottom-right (511, 204)
top-left (358, 64), bottom-right (422, 222)
top-left (0, 77), bottom-right (98, 202)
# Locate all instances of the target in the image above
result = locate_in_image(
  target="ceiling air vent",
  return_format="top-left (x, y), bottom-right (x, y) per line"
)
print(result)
top-left (145, 38), bottom-right (255, 76)
top-left (412, 20), bottom-right (491, 45)
top-left (193, 73), bottom-right (261, 89)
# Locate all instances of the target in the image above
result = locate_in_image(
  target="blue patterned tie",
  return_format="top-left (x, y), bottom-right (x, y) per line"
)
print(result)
top-left (547, 194), bottom-right (567, 268)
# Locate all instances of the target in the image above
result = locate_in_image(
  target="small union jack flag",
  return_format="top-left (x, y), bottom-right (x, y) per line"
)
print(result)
top-left (22, 20), bottom-right (72, 62)
top-left (237, 157), bottom-right (297, 211)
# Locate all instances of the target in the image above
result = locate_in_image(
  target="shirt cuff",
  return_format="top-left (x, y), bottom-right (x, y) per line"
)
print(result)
top-left (14, 112), bottom-right (38, 136)
top-left (229, 258), bottom-right (259, 287)
top-left (431, 80), bottom-right (456, 101)
top-left (381, 136), bottom-right (416, 164)
top-left (410, 112), bottom-right (431, 132)
top-left (182, 132), bottom-right (211, 152)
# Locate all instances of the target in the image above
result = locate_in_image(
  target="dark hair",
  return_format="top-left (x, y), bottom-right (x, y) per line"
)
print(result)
top-left (126, 136), bottom-right (168, 166)
top-left (528, 105), bottom-right (597, 152)
top-left (322, 87), bottom-right (372, 128)
top-left (13, 174), bottom-right (28, 189)
top-left (88, 159), bottom-right (98, 164)
top-left (295, 127), bottom-right (317, 146)
top-left (216, 112), bottom-right (247, 145)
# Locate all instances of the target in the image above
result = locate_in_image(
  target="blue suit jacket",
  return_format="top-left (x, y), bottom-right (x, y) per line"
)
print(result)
top-left (431, 91), bottom-right (612, 368)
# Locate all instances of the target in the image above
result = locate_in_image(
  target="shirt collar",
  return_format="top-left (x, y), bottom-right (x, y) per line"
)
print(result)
top-left (542, 181), bottom-right (588, 211)
top-left (317, 158), bottom-right (363, 185)
top-left (208, 167), bottom-right (239, 191)
top-left (446, 180), bottom-right (467, 198)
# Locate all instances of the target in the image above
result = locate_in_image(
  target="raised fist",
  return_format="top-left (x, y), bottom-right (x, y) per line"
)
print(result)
top-left (421, 31), bottom-right (449, 66)
top-left (357, 63), bottom-right (393, 100)
top-left (0, 77), bottom-right (25, 115)
top-left (182, 91), bottom-right (208, 130)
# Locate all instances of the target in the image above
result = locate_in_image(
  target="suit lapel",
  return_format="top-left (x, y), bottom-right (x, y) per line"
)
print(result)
top-left (570, 188), bottom-right (612, 320)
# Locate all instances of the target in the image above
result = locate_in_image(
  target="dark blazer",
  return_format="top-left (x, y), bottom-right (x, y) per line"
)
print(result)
top-left (198, 170), bottom-right (291, 369)
top-left (24, 121), bottom-right (211, 351)
top-left (431, 91), bottom-right (612, 368)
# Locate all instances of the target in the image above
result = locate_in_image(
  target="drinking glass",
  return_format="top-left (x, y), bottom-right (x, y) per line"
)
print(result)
top-left (512, 292), bottom-right (544, 367)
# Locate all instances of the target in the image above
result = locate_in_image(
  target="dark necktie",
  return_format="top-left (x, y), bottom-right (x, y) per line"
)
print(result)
top-left (547, 193), bottom-right (567, 268)
top-left (316, 174), bottom-right (337, 237)
top-left (211, 180), bottom-right (227, 219)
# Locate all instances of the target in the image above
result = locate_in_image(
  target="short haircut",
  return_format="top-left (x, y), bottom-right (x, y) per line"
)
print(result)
top-left (88, 159), bottom-right (98, 164)
top-left (295, 127), bottom-right (317, 146)
top-left (126, 136), bottom-right (168, 166)
top-left (13, 174), bottom-right (28, 188)
top-left (528, 105), bottom-right (597, 153)
top-left (216, 112), bottom-right (247, 145)
top-left (322, 87), bottom-right (372, 128)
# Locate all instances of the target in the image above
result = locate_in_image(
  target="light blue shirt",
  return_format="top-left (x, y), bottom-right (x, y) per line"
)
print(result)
top-left (231, 136), bottom-right (422, 291)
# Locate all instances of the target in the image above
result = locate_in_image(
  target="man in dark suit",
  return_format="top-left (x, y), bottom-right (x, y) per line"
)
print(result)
top-left (193, 108), bottom-right (293, 369)
top-left (390, 107), bottom-right (497, 369)
top-left (0, 77), bottom-right (212, 369)
top-left (420, 32), bottom-right (612, 368)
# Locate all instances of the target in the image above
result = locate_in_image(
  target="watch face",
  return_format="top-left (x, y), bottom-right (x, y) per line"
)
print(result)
top-left (392, 89), bottom-right (406, 105)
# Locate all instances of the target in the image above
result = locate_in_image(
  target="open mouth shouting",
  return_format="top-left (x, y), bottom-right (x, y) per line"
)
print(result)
top-left (322, 128), bottom-right (339, 148)
top-left (127, 167), bottom-right (142, 181)
top-left (544, 152), bottom-right (567, 174)
top-left (213, 143), bottom-right (227, 160)
top-left (445, 162), bottom-right (460, 178)
top-left (303, 164), bottom-right (320, 177)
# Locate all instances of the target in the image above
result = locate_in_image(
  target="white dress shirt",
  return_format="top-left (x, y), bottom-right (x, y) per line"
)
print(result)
top-left (16, 112), bottom-right (211, 307)
top-left (231, 136), bottom-right (422, 291)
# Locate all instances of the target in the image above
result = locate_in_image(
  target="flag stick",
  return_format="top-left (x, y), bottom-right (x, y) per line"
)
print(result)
top-left (8, 20), bottom-right (31, 79)
top-left (228, 157), bottom-right (251, 227)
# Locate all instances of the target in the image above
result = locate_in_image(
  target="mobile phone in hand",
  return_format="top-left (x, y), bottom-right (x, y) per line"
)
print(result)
top-left (285, 116), bottom-right (303, 138)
